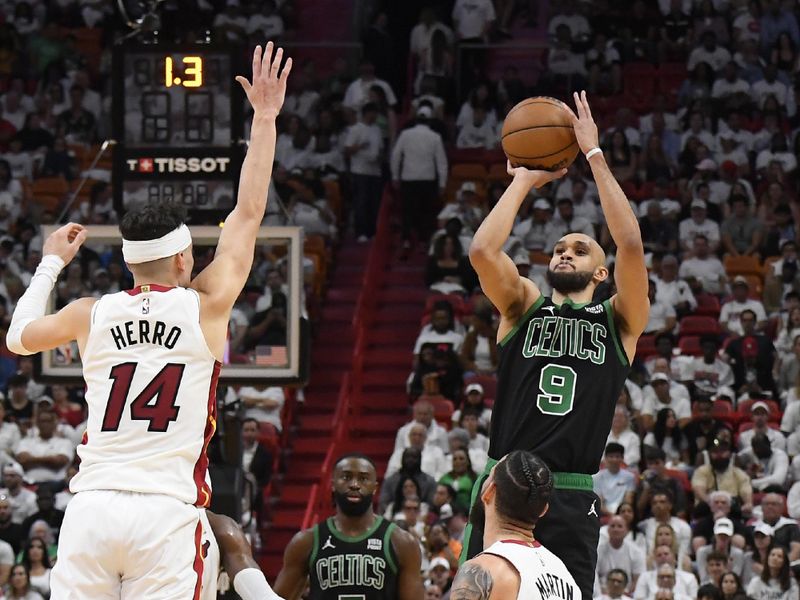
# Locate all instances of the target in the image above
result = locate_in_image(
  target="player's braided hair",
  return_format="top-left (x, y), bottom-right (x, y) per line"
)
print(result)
top-left (119, 202), bottom-right (187, 241)
top-left (493, 450), bottom-right (552, 527)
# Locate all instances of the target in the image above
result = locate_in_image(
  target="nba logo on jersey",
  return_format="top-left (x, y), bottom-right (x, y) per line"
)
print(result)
top-left (367, 539), bottom-right (382, 551)
top-left (141, 297), bottom-right (150, 315)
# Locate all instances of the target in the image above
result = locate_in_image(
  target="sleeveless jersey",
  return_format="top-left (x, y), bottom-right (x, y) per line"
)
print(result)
top-left (482, 539), bottom-right (582, 600)
top-left (70, 285), bottom-right (219, 506)
top-left (308, 516), bottom-right (399, 600)
top-left (491, 296), bottom-right (629, 473)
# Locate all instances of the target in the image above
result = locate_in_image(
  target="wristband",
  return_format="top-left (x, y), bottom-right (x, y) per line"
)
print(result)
top-left (585, 147), bottom-right (603, 160)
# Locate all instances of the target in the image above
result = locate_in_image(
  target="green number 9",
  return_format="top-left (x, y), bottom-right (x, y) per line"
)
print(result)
top-left (536, 364), bottom-right (577, 415)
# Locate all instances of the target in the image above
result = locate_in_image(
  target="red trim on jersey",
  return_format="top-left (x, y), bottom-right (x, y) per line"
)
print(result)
top-left (500, 539), bottom-right (541, 547)
top-left (191, 519), bottom-right (204, 600)
top-left (124, 284), bottom-right (175, 296)
top-left (193, 360), bottom-right (220, 507)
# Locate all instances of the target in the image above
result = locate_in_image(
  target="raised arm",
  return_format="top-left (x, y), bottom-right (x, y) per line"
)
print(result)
top-left (567, 91), bottom-right (649, 360)
top-left (191, 42), bottom-right (292, 310)
top-left (469, 163), bottom-right (564, 328)
top-left (8, 223), bottom-right (95, 356)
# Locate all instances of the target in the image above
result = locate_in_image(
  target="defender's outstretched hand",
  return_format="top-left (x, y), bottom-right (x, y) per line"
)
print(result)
top-left (506, 160), bottom-right (567, 189)
top-left (564, 90), bottom-right (600, 155)
top-left (43, 223), bottom-right (87, 265)
top-left (236, 42), bottom-right (292, 118)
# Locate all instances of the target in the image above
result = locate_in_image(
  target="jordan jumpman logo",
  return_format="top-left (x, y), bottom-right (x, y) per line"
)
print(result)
top-left (588, 499), bottom-right (598, 518)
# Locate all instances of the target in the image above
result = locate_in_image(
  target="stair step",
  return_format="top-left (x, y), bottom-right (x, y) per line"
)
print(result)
top-left (362, 348), bottom-right (413, 369)
top-left (270, 509), bottom-right (306, 527)
top-left (292, 437), bottom-right (331, 457)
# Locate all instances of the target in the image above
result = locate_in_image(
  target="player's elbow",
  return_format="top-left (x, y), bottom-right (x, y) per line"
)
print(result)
top-left (616, 233), bottom-right (644, 253)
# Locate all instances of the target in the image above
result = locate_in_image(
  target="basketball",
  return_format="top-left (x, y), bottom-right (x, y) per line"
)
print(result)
top-left (501, 97), bottom-right (579, 171)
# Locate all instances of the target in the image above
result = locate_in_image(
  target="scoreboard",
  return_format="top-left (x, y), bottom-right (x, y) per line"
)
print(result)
top-left (112, 44), bottom-right (245, 218)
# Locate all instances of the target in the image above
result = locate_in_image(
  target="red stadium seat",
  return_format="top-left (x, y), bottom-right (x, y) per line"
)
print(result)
top-left (424, 395), bottom-right (455, 426)
top-left (736, 399), bottom-right (781, 423)
top-left (679, 316), bottom-right (721, 337)
top-left (636, 335), bottom-right (657, 359)
top-left (678, 336), bottom-right (702, 356)
top-left (665, 469), bottom-right (692, 493)
top-left (464, 374), bottom-right (498, 401)
top-left (693, 295), bottom-right (721, 318)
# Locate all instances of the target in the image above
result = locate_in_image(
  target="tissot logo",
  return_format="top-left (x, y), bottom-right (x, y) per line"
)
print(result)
top-left (126, 157), bottom-right (231, 174)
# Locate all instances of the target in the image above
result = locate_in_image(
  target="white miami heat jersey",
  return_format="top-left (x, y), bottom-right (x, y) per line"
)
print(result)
top-left (482, 539), bottom-right (581, 600)
top-left (70, 284), bottom-right (219, 506)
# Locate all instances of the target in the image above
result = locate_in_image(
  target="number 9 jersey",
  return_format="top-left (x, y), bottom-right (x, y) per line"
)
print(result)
top-left (490, 296), bottom-right (630, 474)
top-left (70, 284), bottom-right (220, 507)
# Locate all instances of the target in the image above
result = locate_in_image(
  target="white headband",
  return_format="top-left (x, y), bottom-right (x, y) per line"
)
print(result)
top-left (122, 224), bottom-right (192, 264)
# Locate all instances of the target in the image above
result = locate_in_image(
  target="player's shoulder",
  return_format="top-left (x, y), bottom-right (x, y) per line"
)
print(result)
top-left (389, 521), bottom-right (421, 561)
top-left (284, 525), bottom-right (316, 561)
top-left (454, 554), bottom-right (519, 600)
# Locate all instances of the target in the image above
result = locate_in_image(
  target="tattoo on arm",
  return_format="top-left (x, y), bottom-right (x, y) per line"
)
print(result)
top-left (450, 563), bottom-right (494, 600)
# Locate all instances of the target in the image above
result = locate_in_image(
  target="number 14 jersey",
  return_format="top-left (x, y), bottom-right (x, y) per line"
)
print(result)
top-left (71, 285), bottom-right (220, 506)
top-left (491, 296), bottom-right (629, 474)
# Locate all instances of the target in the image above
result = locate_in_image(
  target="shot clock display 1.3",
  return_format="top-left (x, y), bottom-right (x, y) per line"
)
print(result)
top-left (122, 50), bottom-right (232, 147)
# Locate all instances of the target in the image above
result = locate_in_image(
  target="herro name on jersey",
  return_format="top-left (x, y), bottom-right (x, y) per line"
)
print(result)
top-left (109, 320), bottom-right (182, 350)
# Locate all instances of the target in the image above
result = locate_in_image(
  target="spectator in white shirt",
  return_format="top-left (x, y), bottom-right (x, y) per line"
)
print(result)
top-left (391, 106), bottom-right (448, 248)
top-left (688, 32), bottom-right (732, 71)
top-left (607, 405), bottom-right (642, 469)
top-left (653, 255), bottom-right (697, 317)
top-left (458, 409), bottom-right (489, 456)
top-left (696, 518), bottom-right (746, 582)
top-left (738, 432), bottom-right (789, 492)
top-left (395, 399), bottom-right (450, 455)
top-left (15, 410), bottom-right (73, 486)
top-left (213, 0), bottom-right (247, 43)
top-left (680, 113), bottom-right (716, 152)
top-left (720, 277), bottom-right (768, 336)
top-left (283, 73), bottom-right (320, 122)
top-left (641, 372), bottom-right (692, 431)
top-left (690, 335), bottom-right (735, 399)
top-left (738, 401), bottom-right (787, 452)
top-left (410, 7), bottom-right (454, 60)
top-left (638, 491), bottom-right (692, 558)
top-left (386, 423), bottom-right (447, 481)
top-left (711, 61), bottom-right (752, 101)
top-left (343, 60), bottom-right (398, 112)
top-left (594, 444), bottom-right (637, 517)
top-left (644, 280), bottom-right (676, 336)
top-left (413, 303), bottom-right (465, 359)
top-left (456, 105), bottom-right (496, 149)
top-left (751, 65), bottom-right (793, 114)
top-left (569, 179), bottom-right (601, 225)
top-left (679, 234), bottom-right (727, 295)
top-left (679, 200), bottom-right (720, 254)
top-left (547, 3), bottom-right (591, 43)
top-left (0, 462), bottom-right (37, 525)
top-left (598, 569), bottom-right (634, 600)
top-left (596, 515), bottom-right (646, 593)
top-left (345, 103), bottom-right (384, 242)
top-left (451, 0), bottom-right (495, 41)
top-left (238, 386), bottom-right (285, 433)
top-left (246, 0), bottom-right (284, 38)
top-left (756, 132), bottom-right (797, 175)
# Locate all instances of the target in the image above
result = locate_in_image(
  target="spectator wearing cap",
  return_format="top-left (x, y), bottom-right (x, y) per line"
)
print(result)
top-left (596, 515), bottom-right (645, 594)
top-left (751, 492), bottom-right (800, 562)
top-left (738, 432), bottom-right (789, 493)
top-left (451, 383), bottom-right (492, 431)
top-left (641, 372), bottom-right (692, 432)
top-left (644, 279), bottom-right (676, 336)
top-left (679, 200), bottom-right (720, 255)
top-left (697, 518), bottom-right (746, 583)
top-left (738, 401), bottom-right (786, 452)
top-left (544, 197), bottom-right (595, 252)
top-left (721, 195), bottom-right (764, 260)
top-left (652, 255), bottom-right (696, 318)
top-left (424, 556), bottom-right (451, 594)
top-left (720, 276), bottom-right (768, 336)
top-left (679, 234), bottom-right (727, 295)
top-left (593, 443), bottom-right (637, 517)
top-left (436, 182), bottom-right (483, 236)
top-left (345, 102), bottom-right (384, 242)
top-left (692, 438), bottom-right (753, 514)
top-left (743, 522), bottom-right (776, 584)
top-left (0, 463), bottom-right (36, 525)
top-left (692, 490), bottom-right (748, 552)
top-left (395, 399), bottom-right (449, 455)
top-left (724, 311), bottom-right (777, 394)
top-left (390, 106), bottom-right (448, 249)
top-left (512, 197), bottom-right (552, 252)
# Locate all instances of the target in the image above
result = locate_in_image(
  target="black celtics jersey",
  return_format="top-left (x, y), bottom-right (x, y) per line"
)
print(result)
top-left (308, 516), bottom-right (400, 600)
top-left (491, 296), bottom-right (630, 474)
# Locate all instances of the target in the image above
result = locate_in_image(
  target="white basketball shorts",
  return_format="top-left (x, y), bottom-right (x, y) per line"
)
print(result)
top-left (50, 490), bottom-right (218, 599)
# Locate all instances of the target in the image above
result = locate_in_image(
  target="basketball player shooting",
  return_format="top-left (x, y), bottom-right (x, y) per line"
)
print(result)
top-left (6, 42), bottom-right (291, 599)
top-left (461, 91), bottom-right (649, 600)
top-left (452, 451), bottom-right (580, 600)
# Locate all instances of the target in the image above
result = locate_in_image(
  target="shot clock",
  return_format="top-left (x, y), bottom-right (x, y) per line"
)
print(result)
top-left (112, 44), bottom-right (245, 217)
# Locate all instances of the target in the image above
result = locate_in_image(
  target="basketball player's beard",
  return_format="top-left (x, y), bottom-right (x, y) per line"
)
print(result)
top-left (545, 268), bottom-right (595, 294)
top-left (333, 491), bottom-right (374, 517)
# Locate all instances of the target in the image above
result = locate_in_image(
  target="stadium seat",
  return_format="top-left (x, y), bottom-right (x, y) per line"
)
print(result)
top-left (451, 163), bottom-right (488, 182)
top-left (677, 336), bottom-right (702, 356)
top-left (424, 394), bottom-right (455, 426)
top-left (709, 400), bottom-right (737, 425)
top-left (464, 374), bottom-right (498, 401)
top-left (724, 255), bottom-right (762, 278)
top-left (693, 295), bottom-right (721, 318)
top-left (665, 469), bottom-right (691, 493)
top-left (30, 177), bottom-right (69, 211)
top-left (679, 316), bottom-right (721, 337)
top-left (488, 163), bottom-right (511, 183)
top-left (636, 335), bottom-right (657, 359)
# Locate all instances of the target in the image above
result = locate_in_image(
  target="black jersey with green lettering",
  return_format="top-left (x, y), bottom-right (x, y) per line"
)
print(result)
top-left (490, 296), bottom-right (630, 473)
top-left (308, 516), bottom-right (399, 600)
